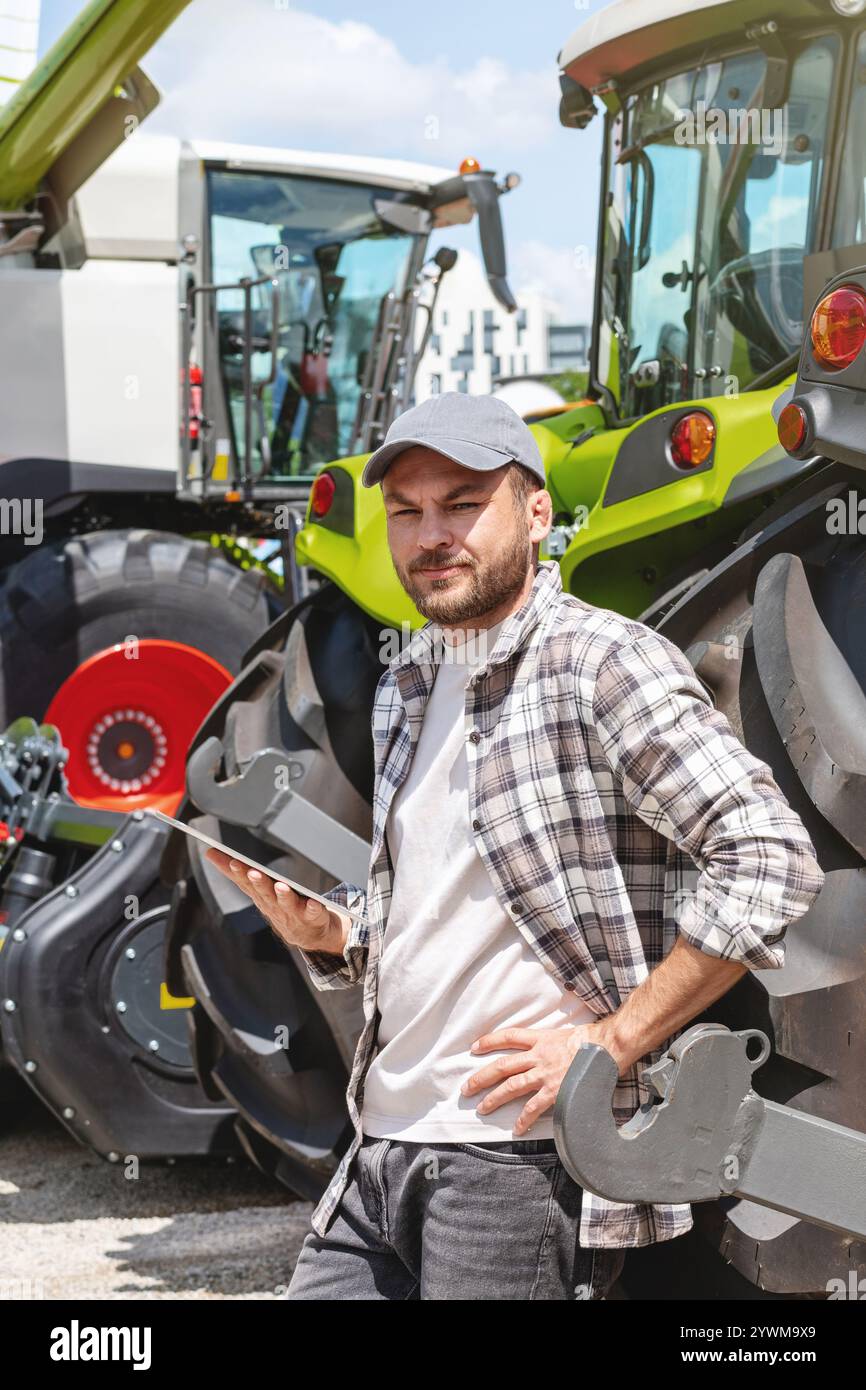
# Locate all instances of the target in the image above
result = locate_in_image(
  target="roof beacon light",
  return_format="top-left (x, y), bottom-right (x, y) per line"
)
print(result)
top-left (459, 157), bottom-right (482, 175)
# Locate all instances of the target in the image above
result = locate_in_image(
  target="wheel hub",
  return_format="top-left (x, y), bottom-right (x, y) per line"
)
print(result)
top-left (87, 710), bottom-right (168, 792)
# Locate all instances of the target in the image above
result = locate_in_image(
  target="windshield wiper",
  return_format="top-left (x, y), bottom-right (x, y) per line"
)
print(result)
top-left (615, 120), bottom-right (683, 164)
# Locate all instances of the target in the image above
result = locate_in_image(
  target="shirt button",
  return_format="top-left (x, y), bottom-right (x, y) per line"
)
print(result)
top-left (469, 730), bottom-right (481, 743)
top-left (509, 901), bottom-right (523, 916)
top-left (472, 819), bottom-right (481, 831)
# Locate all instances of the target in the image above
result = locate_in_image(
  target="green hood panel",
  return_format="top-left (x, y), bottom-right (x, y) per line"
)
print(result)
top-left (294, 383), bottom-right (800, 628)
top-left (557, 379), bottom-right (796, 594)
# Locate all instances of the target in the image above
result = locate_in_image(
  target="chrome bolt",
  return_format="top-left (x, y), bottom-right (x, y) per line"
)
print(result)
top-left (62, 1107), bottom-right (75, 1119)
top-left (125, 948), bottom-right (136, 960)
top-left (116, 1001), bottom-right (127, 1014)
top-left (24, 1060), bottom-right (36, 1073)
top-left (3, 998), bottom-right (15, 1012)
top-left (107, 1152), bottom-right (120, 1163)
top-left (64, 884), bottom-right (78, 899)
top-left (148, 1040), bottom-right (159, 1052)
top-left (11, 928), bottom-right (26, 942)
top-left (110, 839), bottom-right (124, 853)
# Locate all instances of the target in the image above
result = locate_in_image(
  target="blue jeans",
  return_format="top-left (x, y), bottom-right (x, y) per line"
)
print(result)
top-left (285, 1135), bottom-right (626, 1300)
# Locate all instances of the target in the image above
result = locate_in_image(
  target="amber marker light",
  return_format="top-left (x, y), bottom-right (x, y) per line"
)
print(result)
top-left (669, 412), bottom-right (716, 469)
top-left (778, 402), bottom-right (808, 453)
top-left (811, 285), bottom-right (866, 371)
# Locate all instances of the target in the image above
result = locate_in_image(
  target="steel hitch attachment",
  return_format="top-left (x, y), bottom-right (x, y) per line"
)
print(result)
top-left (186, 734), bottom-right (371, 886)
top-left (553, 1022), bottom-right (866, 1239)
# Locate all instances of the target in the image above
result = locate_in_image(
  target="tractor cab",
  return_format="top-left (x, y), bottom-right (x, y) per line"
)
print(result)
top-left (559, 0), bottom-right (866, 424)
top-left (180, 144), bottom-right (518, 503)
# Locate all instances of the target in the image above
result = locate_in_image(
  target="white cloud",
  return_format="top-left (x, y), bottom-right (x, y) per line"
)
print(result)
top-left (510, 239), bottom-right (595, 322)
top-left (147, 0), bottom-right (557, 164)
top-left (750, 193), bottom-right (809, 252)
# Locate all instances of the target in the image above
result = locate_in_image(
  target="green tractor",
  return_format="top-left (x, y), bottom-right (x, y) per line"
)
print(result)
top-left (299, 0), bottom-right (866, 627)
top-left (152, 0), bottom-right (866, 1296)
top-left (551, 262), bottom-right (866, 1297)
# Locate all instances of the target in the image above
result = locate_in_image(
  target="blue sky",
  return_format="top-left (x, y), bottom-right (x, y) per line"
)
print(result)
top-left (37, 0), bottom-right (618, 318)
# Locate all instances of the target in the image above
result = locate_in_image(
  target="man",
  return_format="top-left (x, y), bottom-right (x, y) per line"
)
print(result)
top-left (206, 393), bottom-right (825, 1300)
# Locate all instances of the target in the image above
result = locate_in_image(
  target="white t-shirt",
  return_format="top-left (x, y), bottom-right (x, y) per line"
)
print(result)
top-left (360, 614), bottom-right (596, 1142)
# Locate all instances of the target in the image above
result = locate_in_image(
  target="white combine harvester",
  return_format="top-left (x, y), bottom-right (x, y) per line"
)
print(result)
top-left (0, 0), bottom-right (518, 815)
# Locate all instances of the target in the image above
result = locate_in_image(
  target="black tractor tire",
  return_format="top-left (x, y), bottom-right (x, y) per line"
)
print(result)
top-left (163, 580), bottom-right (384, 1201)
top-left (0, 529), bottom-right (272, 1136)
top-left (0, 529), bottom-right (272, 726)
top-left (625, 460), bottom-right (866, 1298)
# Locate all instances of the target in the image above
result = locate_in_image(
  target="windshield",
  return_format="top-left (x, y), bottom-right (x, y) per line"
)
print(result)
top-left (207, 169), bottom-right (416, 480)
top-left (597, 32), bottom-right (838, 418)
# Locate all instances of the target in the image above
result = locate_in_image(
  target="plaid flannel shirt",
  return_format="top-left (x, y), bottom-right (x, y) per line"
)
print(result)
top-left (299, 559), bottom-right (825, 1248)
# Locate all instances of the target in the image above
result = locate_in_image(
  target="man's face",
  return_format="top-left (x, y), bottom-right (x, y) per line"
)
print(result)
top-left (381, 445), bottom-right (551, 625)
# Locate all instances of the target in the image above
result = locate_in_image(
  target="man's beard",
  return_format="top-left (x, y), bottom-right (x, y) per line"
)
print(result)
top-left (397, 515), bottom-right (533, 626)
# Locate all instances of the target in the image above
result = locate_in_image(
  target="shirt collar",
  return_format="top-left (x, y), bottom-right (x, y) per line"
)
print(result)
top-left (389, 559), bottom-right (563, 677)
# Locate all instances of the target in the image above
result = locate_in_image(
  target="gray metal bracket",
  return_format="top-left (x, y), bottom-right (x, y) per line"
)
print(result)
top-left (185, 734), bottom-right (371, 886)
top-left (553, 1022), bottom-right (866, 1238)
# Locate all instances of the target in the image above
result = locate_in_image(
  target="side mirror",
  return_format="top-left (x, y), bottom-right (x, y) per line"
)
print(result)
top-left (462, 170), bottom-right (518, 312)
top-left (558, 74), bottom-right (596, 130)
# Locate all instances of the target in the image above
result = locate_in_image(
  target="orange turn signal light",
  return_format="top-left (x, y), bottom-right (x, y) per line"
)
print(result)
top-left (811, 284), bottom-right (866, 371)
top-left (669, 412), bottom-right (716, 469)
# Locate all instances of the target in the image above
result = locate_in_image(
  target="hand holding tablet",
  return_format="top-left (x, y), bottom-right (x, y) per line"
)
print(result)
top-left (145, 809), bottom-right (365, 955)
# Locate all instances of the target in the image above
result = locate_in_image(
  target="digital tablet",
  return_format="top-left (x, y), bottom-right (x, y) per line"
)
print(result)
top-left (146, 808), bottom-right (368, 926)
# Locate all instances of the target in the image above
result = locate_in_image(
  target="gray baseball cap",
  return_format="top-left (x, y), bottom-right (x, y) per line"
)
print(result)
top-left (360, 391), bottom-right (546, 489)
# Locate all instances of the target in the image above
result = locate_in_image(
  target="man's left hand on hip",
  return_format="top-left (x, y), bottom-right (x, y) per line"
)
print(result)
top-left (461, 1022), bottom-right (622, 1136)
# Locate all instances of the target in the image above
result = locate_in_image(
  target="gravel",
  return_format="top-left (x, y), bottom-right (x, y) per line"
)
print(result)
top-left (0, 1088), bottom-right (314, 1300)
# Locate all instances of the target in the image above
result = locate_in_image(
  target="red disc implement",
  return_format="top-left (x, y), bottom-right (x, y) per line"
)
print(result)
top-left (44, 639), bottom-right (233, 813)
